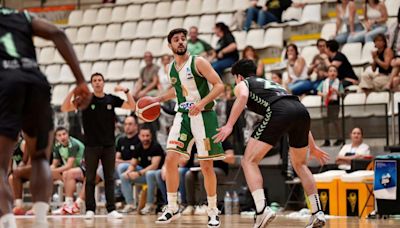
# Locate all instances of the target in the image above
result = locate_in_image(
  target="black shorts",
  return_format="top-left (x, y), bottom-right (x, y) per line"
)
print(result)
top-left (251, 98), bottom-right (310, 148)
top-left (0, 69), bottom-right (53, 150)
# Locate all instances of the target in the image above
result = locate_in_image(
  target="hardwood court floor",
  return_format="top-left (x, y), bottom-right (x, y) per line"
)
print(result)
top-left (15, 214), bottom-right (400, 228)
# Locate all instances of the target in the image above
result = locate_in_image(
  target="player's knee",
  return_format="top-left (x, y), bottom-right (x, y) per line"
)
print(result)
top-left (291, 159), bottom-right (306, 169)
top-left (200, 161), bottom-right (214, 174)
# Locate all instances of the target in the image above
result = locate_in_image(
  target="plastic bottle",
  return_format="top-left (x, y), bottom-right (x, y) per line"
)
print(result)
top-left (224, 191), bottom-right (232, 215)
top-left (232, 191), bottom-right (240, 214)
top-left (52, 193), bottom-right (59, 210)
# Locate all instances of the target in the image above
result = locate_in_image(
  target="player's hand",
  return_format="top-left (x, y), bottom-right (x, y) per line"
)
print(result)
top-left (309, 146), bottom-right (330, 165)
top-left (128, 171), bottom-right (140, 180)
top-left (213, 125), bottom-right (233, 143)
top-left (114, 85), bottom-right (127, 93)
top-left (189, 102), bottom-right (204, 116)
top-left (73, 83), bottom-right (92, 110)
top-left (138, 91), bottom-right (147, 98)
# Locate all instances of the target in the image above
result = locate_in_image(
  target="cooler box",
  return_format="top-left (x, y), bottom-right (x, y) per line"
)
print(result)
top-left (338, 170), bottom-right (374, 217)
top-left (313, 170), bottom-right (346, 215)
top-left (374, 153), bottom-right (400, 215)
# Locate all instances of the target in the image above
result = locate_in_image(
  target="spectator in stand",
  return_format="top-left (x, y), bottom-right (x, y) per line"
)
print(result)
top-left (362, 0), bottom-right (388, 43)
top-left (334, 0), bottom-right (365, 44)
top-left (50, 127), bottom-right (84, 181)
top-left (318, 65), bottom-right (344, 147)
top-left (242, 45), bottom-right (265, 77)
top-left (359, 34), bottom-right (393, 93)
top-left (385, 8), bottom-right (400, 91)
top-left (157, 55), bottom-right (172, 93)
top-left (286, 44), bottom-right (313, 95)
top-left (133, 52), bottom-right (160, 99)
top-left (211, 23), bottom-right (239, 76)
top-left (243, 0), bottom-right (304, 31)
top-left (188, 26), bottom-right (213, 61)
top-left (308, 39), bottom-right (329, 93)
top-left (116, 116), bottom-right (140, 181)
top-left (182, 141), bottom-right (235, 215)
top-left (271, 72), bottom-right (283, 85)
top-left (323, 40), bottom-right (359, 88)
top-left (336, 127), bottom-right (370, 170)
top-left (120, 125), bottom-right (165, 214)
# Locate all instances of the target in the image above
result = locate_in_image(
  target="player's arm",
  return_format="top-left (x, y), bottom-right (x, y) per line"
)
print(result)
top-left (115, 152), bottom-right (124, 164)
top-left (61, 90), bottom-right (76, 112)
top-left (138, 156), bottom-right (162, 176)
top-left (141, 74), bottom-right (159, 95)
top-left (114, 85), bottom-right (135, 110)
top-left (213, 81), bottom-right (248, 143)
top-left (53, 157), bottom-right (76, 173)
top-left (155, 87), bottom-right (176, 103)
top-left (50, 159), bottom-right (60, 169)
top-left (308, 132), bottom-right (329, 165)
top-left (190, 57), bottom-right (224, 116)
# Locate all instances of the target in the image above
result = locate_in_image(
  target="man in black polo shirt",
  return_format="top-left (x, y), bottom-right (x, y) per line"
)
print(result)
top-left (61, 72), bottom-right (135, 219)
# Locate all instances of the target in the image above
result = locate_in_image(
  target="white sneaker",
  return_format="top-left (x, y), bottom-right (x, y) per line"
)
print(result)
top-left (51, 207), bottom-right (64, 215)
top-left (305, 211), bottom-right (326, 228)
top-left (181, 205), bottom-right (195, 215)
top-left (107, 210), bottom-right (123, 219)
top-left (207, 208), bottom-right (220, 228)
top-left (194, 205), bottom-right (207, 215)
top-left (155, 207), bottom-right (180, 224)
top-left (253, 203), bottom-right (276, 228)
top-left (120, 204), bottom-right (135, 214)
top-left (140, 204), bottom-right (155, 215)
top-left (84, 210), bottom-right (95, 220)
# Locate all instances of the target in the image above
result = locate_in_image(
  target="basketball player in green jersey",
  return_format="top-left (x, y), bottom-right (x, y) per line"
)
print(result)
top-left (155, 28), bottom-right (225, 227)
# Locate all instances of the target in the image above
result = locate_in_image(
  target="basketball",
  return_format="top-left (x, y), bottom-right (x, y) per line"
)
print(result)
top-left (135, 96), bottom-right (161, 122)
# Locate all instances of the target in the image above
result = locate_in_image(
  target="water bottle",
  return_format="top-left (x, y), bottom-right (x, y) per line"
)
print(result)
top-left (224, 191), bottom-right (232, 215)
top-left (232, 191), bottom-right (240, 214)
top-left (177, 192), bottom-right (182, 205)
top-left (52, 193), bottom-right (59, 210)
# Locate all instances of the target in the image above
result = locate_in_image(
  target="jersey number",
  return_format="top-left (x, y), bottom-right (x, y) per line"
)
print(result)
top-left (0, 33), bottom-right (20, 58)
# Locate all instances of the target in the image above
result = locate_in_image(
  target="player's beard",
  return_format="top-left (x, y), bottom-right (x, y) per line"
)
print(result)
top-left (175, 46), bottom-right (187, 56)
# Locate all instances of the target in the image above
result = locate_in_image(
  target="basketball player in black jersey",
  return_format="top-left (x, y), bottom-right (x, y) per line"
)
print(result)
top-left (214, 59), bottom-right (329, 228)
top-left (0, 8), bottom-right (91, 227)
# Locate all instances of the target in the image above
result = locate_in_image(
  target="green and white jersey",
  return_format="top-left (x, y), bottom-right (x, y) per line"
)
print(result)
top-left (169, 55), bottom-right (214, 113)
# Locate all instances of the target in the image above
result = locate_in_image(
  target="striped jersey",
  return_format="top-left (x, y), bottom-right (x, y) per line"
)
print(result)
top-left (169, 55), bottom-right (214, 113)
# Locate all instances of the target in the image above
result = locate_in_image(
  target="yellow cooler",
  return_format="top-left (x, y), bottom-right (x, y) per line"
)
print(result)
top-left (338, 170), bottom-right (375, 217)
top-left (313, 170), bottom-right (346, 215)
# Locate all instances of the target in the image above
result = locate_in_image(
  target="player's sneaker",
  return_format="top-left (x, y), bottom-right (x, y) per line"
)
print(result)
top-left (13, 207), bottom-right (27, 215)
top-left (140, 204), bottom-right (155, 215)
top-left (120, 204), bottom-right (135, 214)
top-left (305, 211), bottom-right (326, 228)
top-left (107, 210), bottom-right (123, 219)
top-left (155, 207), bottom-right (180, 224)
top-left (181, 205), bottom-right (195, 215)
top-left (84, 210), bottom-right (95, 220)
top-left (207, 208), bottom-right (220, 228)
top-left (51, 206), bottom-right (65, 215)
top-left (253, 202), bottom-right (276, 228)
top-left (62, 202), bottom-right (81, 215)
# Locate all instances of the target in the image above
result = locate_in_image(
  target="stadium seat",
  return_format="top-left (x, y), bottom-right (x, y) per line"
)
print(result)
top-left (300, 45), bottom-right (319, 66)
top-left (122, 59), bottom-right (141, 80)
top-left (386, 0), bottom-right (400, 17)
top-left (300, 4), bottom-right (321, 23)
top-left (365, 92), bottom-right (390, 116)
top-left (198, 34), bottom-right (212, 44)
top-left (65, 28), bottom-right (78, 43)
top-left (155, 1), bottom-right (171, 19)
top-left (53, 50), bottom-right (65, 64)
top-left (114, 41), bottom-right (131, 59)
top-left (263, 28), bottom-right (283, 47)
top-left (45, 65), bottom-right (62, 84)
top-left (183, 16), bottom-right (200, 30)
top-left (167, 18), bottom-right (184, 32)
top-left (160, 39), bottom-right (171, 56)
top-left (51, 84), bottom-right (69, 106)
top-left (99, 42), bottom-right (116, 60)
top-left (233, 0), bottom-right (249, 11)
top-left (341, 42), bottom-right (362, 66)
top-left (135, 21), bottom-right (153, 38)
top-left (170, 1), bottom-right (187, 17)
top-left (232, 31), bottom-right (247, 50)
top-left (146, 38), bottom-right (163, 57)
top-left (361, 42), bottom-right (375, 64)
top-left (111, 6), bottom-right (127, 23)
top-left (105, 24), bottom-right (122, 41)
top-left (76, 27), bottom-right (92, 44)
top-left (91, 62), bottom-right (108, 76)
top-left (216, 13), bottom-right (233, 27)
top-left (125, 5), bottom-right (141, 21)
top-left (38, 47), bottom-right (55, 65)
top-left (390, 92), bottom-right (400, 115)
top-left (103, 82), bottom-right (117, 94)
top-left (34, 37), bottom-right (52, 48)
top-left (96, 8), bottom-right (112, 24)
top-left (201, 0), bottom-right (218, 14)
top-left (107, 60), bottom-right (124, 81)
top-left (185, 0), bottom-right (203, 16)
top-left (83, 43), bottom-right (100, 61)
top-left (140, 3), bottom-right (156, 20)
top-left (217, 0), bottom-right (233, 13)
top-left (152, 19), bottom-right (168, 37)
top-left (210, 34), bottom-right (219, 49)
top-left (59, 64), bottom-right (75, 83)
top-left (80, 63), bottom-right (92, 81)
top-left (129, 40), bottom-right (147, 58)
top-left (343, 93), bottom-right (366, 117)
top-left (73, 45), bottom-right (85, 61)
top-left (320, 23), bottom-right (336, 40)
top-left (121, 22), bottom-right (137, 40)
top-left (81, 9), bottom-right (98, 25)
top-left (90, 25), bottom-right (107, 42)
top-left (301, 95), bottom-right (322, 119)
top-left (281, 7), bottom-right (302, 22)
top-left (68, 10), bottom-right (83, 26)
top-left (245, 29), bottom-right (265, 49)
top-left (199, 15), bottom-right (217, 33)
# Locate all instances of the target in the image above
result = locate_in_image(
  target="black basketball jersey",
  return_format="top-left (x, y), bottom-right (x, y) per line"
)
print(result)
top-left (244, 76), bottom-right (298, 115)
top-left (0, 8), bottom-right (37, 65)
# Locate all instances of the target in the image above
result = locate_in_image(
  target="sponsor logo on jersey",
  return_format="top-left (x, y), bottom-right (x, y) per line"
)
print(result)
top-left (130, 145), bottom-right (135, 150)
top-left (180, 133), bottom-right (187, 141)
top-left (169, 140), bottom-right (184, 148)
top-left (107, 104), bottom-right (112, 110)
top-left (91, 104), bottom-right (95, 110)
top-left (179, 102), bottom-right (194, 110)
top-left (170, 77), bottom-right (177, 85)
top-left (186, 67), bottom-right (193, 79)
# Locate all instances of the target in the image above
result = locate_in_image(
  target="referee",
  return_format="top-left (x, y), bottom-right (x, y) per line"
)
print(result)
top-left (62, 73), bottom-right (135, 219)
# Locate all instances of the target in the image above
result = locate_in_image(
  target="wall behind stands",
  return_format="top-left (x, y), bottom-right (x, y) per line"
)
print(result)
top-left (3, 0), bottom-right (101, 9)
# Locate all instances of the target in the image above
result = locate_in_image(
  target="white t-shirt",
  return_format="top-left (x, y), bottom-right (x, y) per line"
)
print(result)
top-left (158, 65), bottom-right (170, 92)
top-left (337, 143), bottom-right (370, 170)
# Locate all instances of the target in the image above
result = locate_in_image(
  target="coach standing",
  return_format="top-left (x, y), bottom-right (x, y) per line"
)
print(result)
top-left (61, 72), bottom-right (135, 219)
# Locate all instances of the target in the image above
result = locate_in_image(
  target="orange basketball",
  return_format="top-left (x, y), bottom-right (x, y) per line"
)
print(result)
top-left (135, 96), bottom-right (161, 122)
